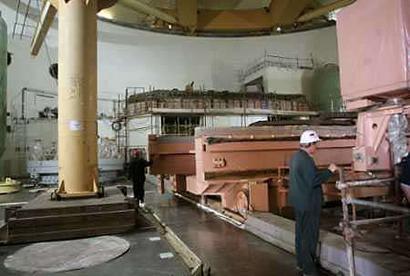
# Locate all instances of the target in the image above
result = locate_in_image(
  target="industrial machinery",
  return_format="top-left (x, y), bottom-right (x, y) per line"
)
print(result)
top-left (26, 138), bottom-right (124, 185)
top-left (149, 124), bottom-right (381, 216)
top-left (334, 1), bottom-right (410, 275)
top-left (337, 0), bottom-right (410, 174)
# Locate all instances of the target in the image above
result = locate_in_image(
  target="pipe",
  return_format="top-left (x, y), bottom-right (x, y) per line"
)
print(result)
top-left (21, 87), bottom-right (26, 120)
top-left (338, 167), bottom-right (356, 276)
top-left (0, 201), bottom-right (27, 207)
top-left (347, 198), bottom-right (410, 214)
top-left (118, 0), bottom-right (177, 24)
top-left (297, 0), bottom-right (356, 23)
top-left (336, 177), bottom-right (395, 189)
top-left (351, 214), bottom-right (410, 227)
top-left (174, 192), bottom-right (244, 228)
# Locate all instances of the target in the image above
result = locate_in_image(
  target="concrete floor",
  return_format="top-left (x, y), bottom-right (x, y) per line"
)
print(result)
top-left (0, 182), bottom-right (306, 276)
top-left (0, 187), bottom-right (188, 276)
top-left (0, 229), bottom-right (189, 276)
top-left (144, 186), bottom-right (300, 276)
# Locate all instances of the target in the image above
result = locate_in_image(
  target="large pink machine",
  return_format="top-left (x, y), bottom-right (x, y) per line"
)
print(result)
top-left (336, 2), bottom-right (410, 274)
top-left (149, 125), bottom-right (389, 215)
top-left (190, 126), bottom-right (354, 213)
top-left (337, 0), bottom-right (410, 174)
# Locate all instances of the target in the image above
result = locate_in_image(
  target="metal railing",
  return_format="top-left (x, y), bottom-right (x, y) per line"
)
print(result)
top-left (336, 168), bottom-right (410, 276)
top-left (239, 53), bottom-right (315, 82)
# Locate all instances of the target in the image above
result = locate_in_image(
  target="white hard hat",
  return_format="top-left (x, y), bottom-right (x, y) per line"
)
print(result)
top-left (300, 130), bottom-right (321, 144)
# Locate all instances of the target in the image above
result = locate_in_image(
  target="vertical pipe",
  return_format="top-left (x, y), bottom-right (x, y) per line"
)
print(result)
top-left (338, 168), bottom-right (356, 276)
top-left (21, 88), bottom-right (26, 120)
top-left (57, 0), bottom-right (98, 196)
top-left (125, 88), bottom-right (129, 163)
top-left (394, 164), bottom-right (404, 238)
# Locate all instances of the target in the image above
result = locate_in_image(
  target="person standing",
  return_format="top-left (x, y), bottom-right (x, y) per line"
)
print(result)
top-left (288, 130), bottom-right (338, 276)
top-left (399, 153), bottom-right (410, 200)
top-left (128, 149), bottom-right (153, 208)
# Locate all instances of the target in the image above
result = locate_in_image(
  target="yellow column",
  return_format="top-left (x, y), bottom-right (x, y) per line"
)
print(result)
top-left (57, 0), bottom-right (98, 197)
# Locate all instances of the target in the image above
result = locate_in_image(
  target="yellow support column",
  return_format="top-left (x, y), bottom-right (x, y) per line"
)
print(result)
top-left (57, 0), bottom-right (99, 198)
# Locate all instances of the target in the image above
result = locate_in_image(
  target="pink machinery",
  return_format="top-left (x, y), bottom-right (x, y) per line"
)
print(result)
top-left (335, 2), bottom-right (410, 274)
top-left (337, 0), bottom-right (410, 174)
top-left (149, 126), bottom-right (386, 215)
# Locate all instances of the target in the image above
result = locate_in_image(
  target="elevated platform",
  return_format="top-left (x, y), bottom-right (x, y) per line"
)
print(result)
top-left (246, 212), bottom-right (410, 276)
top-left (1, 187), bottom-right (136, 244)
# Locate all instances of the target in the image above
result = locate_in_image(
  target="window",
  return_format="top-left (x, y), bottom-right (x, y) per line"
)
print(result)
top-left (161, 115), bottom-right (201, 136)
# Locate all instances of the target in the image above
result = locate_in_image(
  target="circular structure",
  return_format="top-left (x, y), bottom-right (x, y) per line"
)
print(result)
top-left (4, 0), bottom-right (357, 37)
top-left (98, 0), bottom-right (338, 36)
top-left (4, 236), bottom-right (130, 273)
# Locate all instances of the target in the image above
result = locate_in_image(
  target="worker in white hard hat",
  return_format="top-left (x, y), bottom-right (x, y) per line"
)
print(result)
top-left (288, 130), bottom-right (338, 276)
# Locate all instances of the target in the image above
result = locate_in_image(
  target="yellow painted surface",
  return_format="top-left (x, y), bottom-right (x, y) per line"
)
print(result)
top-left (57, 0), bottom-right (98, 196)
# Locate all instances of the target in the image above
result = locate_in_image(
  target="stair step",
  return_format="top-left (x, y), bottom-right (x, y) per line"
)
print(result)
top-left (8, 209), bottom-right (135, 234)
top-left (7, 224), bottom-right (135, 244)
top-left (15, 202), bottom-right (131, 218)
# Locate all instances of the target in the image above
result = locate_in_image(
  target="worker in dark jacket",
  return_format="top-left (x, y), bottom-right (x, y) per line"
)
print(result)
top-left (400, 153), bottom-right (410, 203)
top-left (128, 149), bottom-right (153, 208)
top-left (288, 130), bottom-right (338, 276)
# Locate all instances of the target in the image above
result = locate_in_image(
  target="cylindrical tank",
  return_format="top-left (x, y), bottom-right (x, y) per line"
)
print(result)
top-left (309, 63), bottom-right (343, 112)
top-left (0, 12), bottom-right (7, 179)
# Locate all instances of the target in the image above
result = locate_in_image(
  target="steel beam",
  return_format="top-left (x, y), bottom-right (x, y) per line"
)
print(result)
top-left (176, 0), bottom-right (197, 32)
top-left (30, 0), bottom-right (57, 56)
top-left (297, 0), bottom-right (356, 22)
top-left (196, 9), bottom-right (273, 31)
top-left (269, 0), bottom-right (311, 26)
top-left (118, 0), bottom-right (177, 24)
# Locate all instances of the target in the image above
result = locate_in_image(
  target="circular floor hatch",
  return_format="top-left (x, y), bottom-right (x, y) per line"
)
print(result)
top-left (4, 235), bottom-right (130, 273)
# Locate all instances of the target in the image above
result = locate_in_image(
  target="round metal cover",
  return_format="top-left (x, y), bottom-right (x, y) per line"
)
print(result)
top-left (4, 235), bottom-right (130, 273)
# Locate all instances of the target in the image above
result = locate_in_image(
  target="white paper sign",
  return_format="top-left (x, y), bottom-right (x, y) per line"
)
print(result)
top-left (69, 120), bottom-right (82, 131)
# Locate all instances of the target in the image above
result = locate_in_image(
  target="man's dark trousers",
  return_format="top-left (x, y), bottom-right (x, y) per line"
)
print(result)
top-left (132, 180), bottom-right (145, 204)
top-left (295, 207), bottom-right (320, 275)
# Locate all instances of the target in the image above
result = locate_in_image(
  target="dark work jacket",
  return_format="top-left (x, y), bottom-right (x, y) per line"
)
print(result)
top-left (288, 149), bottom-right (333, 212)
top-left (128, 158), bottom-right (152, 183)
top-left (400, 154), bottom-right (410, 185)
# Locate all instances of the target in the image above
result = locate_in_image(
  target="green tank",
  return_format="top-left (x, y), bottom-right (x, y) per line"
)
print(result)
top-left (308, 63), bottom-right (343, 112)
top-left (0, 12), bottom-right (7, 179)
